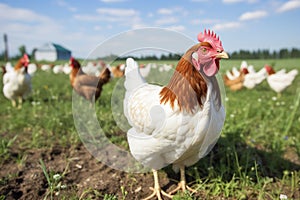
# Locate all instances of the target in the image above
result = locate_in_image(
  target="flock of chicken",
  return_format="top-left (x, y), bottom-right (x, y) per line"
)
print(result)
top-left (1, 29), bottom-right (298, 200)
top-left (223, 60), bottom-right (298, 95)
top-left (1, 54), bottom-right (176, 108)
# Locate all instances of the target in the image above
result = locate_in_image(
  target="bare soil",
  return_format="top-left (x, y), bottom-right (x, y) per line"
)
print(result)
top-left (1, 140), bottom-right (299, 200)
top-left (0, 143), bottom-right (192, 200)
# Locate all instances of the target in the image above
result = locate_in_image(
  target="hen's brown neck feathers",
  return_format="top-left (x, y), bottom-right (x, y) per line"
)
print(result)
top-left (14, 59), bottom-right (25, 71)
top-left (160, 44), bottom-right (208, 113)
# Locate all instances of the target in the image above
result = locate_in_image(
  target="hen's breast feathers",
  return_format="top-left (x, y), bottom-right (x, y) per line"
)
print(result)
top-left (126, 81), bottom-right (225, 169)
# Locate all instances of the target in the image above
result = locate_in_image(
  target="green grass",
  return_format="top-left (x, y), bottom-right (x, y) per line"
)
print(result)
top-left (0, 58), bottom-right (300, 199)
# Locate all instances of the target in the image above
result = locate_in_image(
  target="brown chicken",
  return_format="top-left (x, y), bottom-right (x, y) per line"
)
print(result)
top-left (69, 57), bottom-right (111, 102)
top-left (223, 68), bottom-right (248, 91)
top-left (223, 73), bottom-right (244, 91)
top-left (1, 65), bottom-right (6, 77)
top-left (110, 64), bottom-right (125, 78)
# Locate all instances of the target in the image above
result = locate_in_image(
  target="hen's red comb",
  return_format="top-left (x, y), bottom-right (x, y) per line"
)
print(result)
top-left (198, 29), bottom-right (223, 50)
top-left (23, 53), bottom-right (29, 61)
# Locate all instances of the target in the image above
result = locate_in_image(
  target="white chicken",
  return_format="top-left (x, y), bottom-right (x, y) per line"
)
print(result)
top-left (3, 54), bottom-right (32, 108)
top-left (232, 66), bottom-right (241, 78)
top-left (53, 64), bottom-right (64, 74)
top-left (123, 29), bottom-right (228, 199)
top-left (243, 66), bottom-right (267, 89)
top-left (265, 65), bottom-right (298, 95)
top-left (27, 63), bottom-right (37, 76)
top-left (5, 62), bottom-right (14, 73)
top-left (139, 63), bottom-right (152, 78)
top-left (41, 64), bottom-right (51, 72)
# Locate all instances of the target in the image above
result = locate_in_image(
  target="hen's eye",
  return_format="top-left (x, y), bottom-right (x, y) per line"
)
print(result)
top-left (202, 48), bottom-right (207, 53)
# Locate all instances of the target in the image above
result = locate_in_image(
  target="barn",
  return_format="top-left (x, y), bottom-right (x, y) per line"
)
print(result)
top-left (34, 43), bottom-right (72, 61)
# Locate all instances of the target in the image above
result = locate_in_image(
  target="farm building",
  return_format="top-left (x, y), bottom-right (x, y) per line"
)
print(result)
top-left (34, 43), bottom-right (71, 61)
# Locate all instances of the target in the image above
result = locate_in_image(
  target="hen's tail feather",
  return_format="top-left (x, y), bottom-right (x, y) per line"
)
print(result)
top-left (288, 69), bottom-right (298, 78)
top-left (124, 58), bottom-right (146, 93)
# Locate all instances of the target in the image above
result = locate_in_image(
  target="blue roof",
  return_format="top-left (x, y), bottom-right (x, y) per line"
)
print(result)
top-left (52, 43), bottom-right (71, 52)
top-left (37, 43), bottom-right (71, 52)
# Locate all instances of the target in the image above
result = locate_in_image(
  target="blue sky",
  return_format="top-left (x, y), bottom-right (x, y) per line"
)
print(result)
top-left (1, 0), bottom-right (300, 58)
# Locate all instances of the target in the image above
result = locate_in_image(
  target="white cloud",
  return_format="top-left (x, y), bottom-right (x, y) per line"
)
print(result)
top-left (157, 8), bottom-right (174, 15)
top-left (155, 17), bottom-right (178, 26)
top-left (56, 0), bottom-right (77, 12)
top-left (147, 12), bottom-right (154, 18)
top-left (191, 19), bottom-right (220, 25)
top-left (100, 0), bottom-right (127, 2)
top-left (75, 8), bottom-right (140, 23)
top-left (277, 0), bottom-right (300, 13)
top-left (167, 25), bottom-right (185, 32)
top-left (96, 8), bottom-right (138, 17)
top-left (0, 3), bottom-right (107, 58)
top-left (157, 7), bottom-right (188, 16)
top-left (223, 0), bottom-right (243, 3)
top-left (0, 3), bottom-right (50, 22)
top-left (222, 0), bottom-right (258, 3)
top-left (190, 0), bottom-right (209, 2)
top-left (73, 14), bottom-right (99, 21)
top-left (94, 25), bottom-right (102, 31)
top-left (239, 10), bottom-right (268, 21)
top-left (212, 22), bottom-right (241, 31)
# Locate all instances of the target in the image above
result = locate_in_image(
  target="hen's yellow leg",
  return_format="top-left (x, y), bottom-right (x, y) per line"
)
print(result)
top-left (11, 100), bottom-right (17, 107)
top-left (17, 96), bottom-right (23, 109)
top-left (169, 166), bottom-right (197, 195)
top-left (143, 169), bottom-right (173, 200)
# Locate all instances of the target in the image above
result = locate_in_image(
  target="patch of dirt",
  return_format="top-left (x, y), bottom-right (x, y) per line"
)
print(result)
top-left (1, 141), bottom-right (299, 199)
top-left (0, 144), bottom-right (184, 200)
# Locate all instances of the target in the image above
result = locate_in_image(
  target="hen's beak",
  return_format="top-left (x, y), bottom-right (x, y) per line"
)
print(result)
top-left (216, 51), bottom-right (229, 59)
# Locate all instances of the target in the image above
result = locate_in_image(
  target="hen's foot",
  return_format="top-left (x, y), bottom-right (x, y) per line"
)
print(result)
top-left (168, 180), bottom-right (197, 195)
top-left (143, 187), bottom-right (173, 200)
top-left (143, 169), bottom-right (173, 200)
top-left (169, 166), bottom-right (197, 195)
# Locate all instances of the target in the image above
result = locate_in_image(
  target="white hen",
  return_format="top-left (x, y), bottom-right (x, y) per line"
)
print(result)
top-left (3, 54), bottom-right (32, 108)
top-left (243, 66), bottom-right (267, 89)
top-left (123, 29), bottom-right (228, 199)
top-left (265, 65), bottom-right (298, 95)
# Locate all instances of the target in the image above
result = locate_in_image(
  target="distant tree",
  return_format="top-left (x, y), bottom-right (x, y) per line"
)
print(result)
top-left (0, 51), bottom-right (5, 60)
top-left (279, 48), bottom-right (289, 58)
top-left (18, 45), bottom-right (27, 56)
top-left (262, 49), bottom-right (270, 59)
top-left (160, 54), bottom-right (167, 60)
top-left (291, 48), bottom-right (300, 58)
top-left (272, 50), bottom-right (278, 59)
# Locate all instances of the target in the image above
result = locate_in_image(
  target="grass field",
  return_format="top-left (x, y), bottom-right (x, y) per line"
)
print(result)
top-left (0, 58), bottom-right (299, 199)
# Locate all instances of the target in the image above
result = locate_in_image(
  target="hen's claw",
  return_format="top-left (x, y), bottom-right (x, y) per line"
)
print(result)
top-left (169, 166), bottom-right (197, 195)
top-left (143, 169), bottom-right (173, 200)
top-left (143, 187), bottom-right (173, 200)
top-left (169, 181), bottom-right (197, 195)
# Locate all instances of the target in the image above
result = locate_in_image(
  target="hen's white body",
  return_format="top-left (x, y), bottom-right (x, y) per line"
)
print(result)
top-left (267, 69), bottom-right (298, 93)
top-left (124, 58), bottom-right (225, 171)
top-left (3, 68), bottom-right (32, 101)
top-left (243, 67), bottom-right (267, 89)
